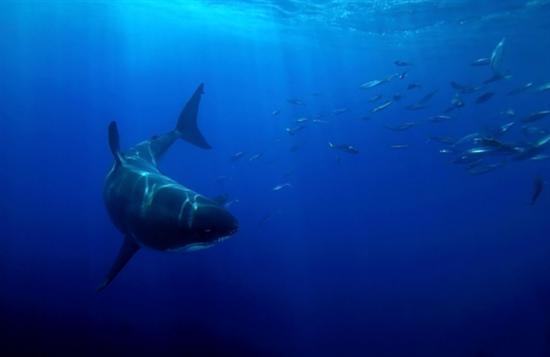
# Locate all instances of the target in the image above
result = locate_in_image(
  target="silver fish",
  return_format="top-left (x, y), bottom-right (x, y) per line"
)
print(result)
top-left (507, 82), bottom-right (533, 95)
top-left (538, 82), bottom-right (550, 92)
top-left (332, 108), bottom-right (349, 116)
top-left (285, 125), bottom-right (305, 135)
top-left (372, 100), bottom-right (393, 113)
top-left (328, 142), bottom-right (359, 154)
top-left (521, 110), bottom-right (550, 123)
top-left (368, 94), bottom-right (383, 103)
top-left (360, 79), bottom-right (386, 89)
top-left (249, 153), bottom-right (263, 162)
top-left (272, 183), bottom-right (292, 192)
top-left (490, 37), bottom-right (506, 76)
top-left (391, 144), bottom-right (409, 149)
top-left (470, 58), bottom-right (490, 66)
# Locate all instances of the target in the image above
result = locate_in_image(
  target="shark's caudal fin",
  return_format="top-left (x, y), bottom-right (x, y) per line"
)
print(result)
top-left (176, 83), bottom-right (212, 149)
top-left (97, 236), bottom-right (140, 292)
top-left (108, 121), bottom-right (122, 167)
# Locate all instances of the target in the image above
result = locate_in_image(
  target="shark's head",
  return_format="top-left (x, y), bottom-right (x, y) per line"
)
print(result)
top-left (190, 201), bottom-right (239, 244)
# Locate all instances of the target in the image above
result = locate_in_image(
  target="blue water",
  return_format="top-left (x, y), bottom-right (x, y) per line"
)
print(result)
top-left (2, 1), bottom-right (550, 356)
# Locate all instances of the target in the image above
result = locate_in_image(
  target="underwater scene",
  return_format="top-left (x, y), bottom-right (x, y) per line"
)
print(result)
top-left (2, 1), bottom-right (550, 356)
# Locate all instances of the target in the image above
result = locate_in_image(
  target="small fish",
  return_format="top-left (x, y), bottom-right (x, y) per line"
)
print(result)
top-left (272, 109), bottom-right (280, 116)
top-left (224, 199), bottom-right (239, 208)
top-left (428, 115), bottom-right (452, 123)
top-left (439, 148), bottom-right (455, 154)
top-left (443, 95), bottom-right (465, 113)
top-left (483, 73), bottom-right (511, 85)
top-left (231, 151), bottom-right (245, 161)
top-left (535, 134), bottom-right (550, 147)
top-left (466, 147), bottom-right (495, 154)
top-left (372, 100), bottom-right (393, 113)
top-left (368, 94), bottom-right (383, 103)
top-left (468, 163), bottom-right (503, 175)
top-left (514, 136), bottom-right (550, 161)
top-left (386, 122), bottom-right (416, 131)
top-left (507, 82), bottom-right (534, 95)
top-left (392, 93), bottom-right (403, 101)
top-left (475, 92), bottom-right (494, 104)
top-left (332, 108), bottom-right (349, 116)
top-left (328, 142), bottom-right (359, 154)
top-left (522, 125), bottom-right (547, 137)
top-left (473, 137), bottom-right (507, 148)
top-left (497, 122), bottom-right (515, 135)
top-left (212, 194), bottom-right (238, 208)
top-left (531, 154), bottom-right (550, 161)
top-left (407, 83), bottom-right (421, 90)
top-left (312, 119), bottom-right (328, 124)
top-left (385, 73), bottom-right (400, 81)
top-left (537, 82), bottom-right (550, 92)
top-left (285, 125), bottom-right (305, 135)
top-left (531, 176), bottom-right (544, 205)
top-left (391, 144), bottom-right (409, 149)
top-left (455, 132), bottom-right (481, 146)
top-left (272, 183), bottom-right (292, 192)
top-left (454, 153), bottom-right (483, 165)
top-left (394, 60), bottom-right (411, 67)
top-left (296, 117), bottom-right (309, 123)
top-left (470, 58), bottom-right (490, 66)
top-left (212, 193), bottom-right (230, 207)
top-left (501, 109), bottom-right (516, 117)
top-left (417, 90), bottom-right (438, 105)
top-left (450, 81), bottom-right (479, 94)
top-left (287, 98), bottom-right (305, 106)
top-left (398, 71), bottom-right (408, 80)
top-left (521, 110), bottom-right (550, 123)
top-left (405, 90), bottom-right (438, 110)
top-left (490, 37), bottom-right (506, 76)
top-left (360, 79), bottom-right (386, 89)
top-left (249, 153), bottom-right (263, 162)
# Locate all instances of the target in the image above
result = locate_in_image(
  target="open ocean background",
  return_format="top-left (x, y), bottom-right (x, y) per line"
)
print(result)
top-left (2, 1), bottom-right (550, 356)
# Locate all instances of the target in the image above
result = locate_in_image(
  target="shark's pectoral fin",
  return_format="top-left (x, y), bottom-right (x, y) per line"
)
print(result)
top-left (108, 121), bottom-right (123, 167)
top-left (176, 83), bottom-right (212, 150)
top-left (97, 236), bottom-right (140, 292)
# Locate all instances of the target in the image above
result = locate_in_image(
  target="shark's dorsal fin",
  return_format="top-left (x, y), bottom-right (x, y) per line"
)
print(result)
top-left (108, 121), bottom-right (122, 167)
top-left (97, 235), bottom-right (140, 292)
top-left (176, 83), bottom-right (212, 149)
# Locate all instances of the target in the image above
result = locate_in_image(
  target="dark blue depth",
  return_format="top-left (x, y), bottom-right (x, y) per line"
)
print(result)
top-left (1, 1), bottom-right (550, 356)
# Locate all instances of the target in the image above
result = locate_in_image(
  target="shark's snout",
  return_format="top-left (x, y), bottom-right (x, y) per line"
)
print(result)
top-left (193, 204), bottom-right (239, 241)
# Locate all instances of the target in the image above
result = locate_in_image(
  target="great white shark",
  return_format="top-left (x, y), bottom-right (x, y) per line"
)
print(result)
top-left (98, 83), bottom-right (238, 291)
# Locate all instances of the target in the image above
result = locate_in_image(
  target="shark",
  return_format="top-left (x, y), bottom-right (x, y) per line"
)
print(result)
top-left (98, 83), bottom-right (238, 291)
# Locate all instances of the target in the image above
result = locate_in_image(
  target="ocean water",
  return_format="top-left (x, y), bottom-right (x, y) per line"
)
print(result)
top-left (1, 1), bottom-right (550, 356)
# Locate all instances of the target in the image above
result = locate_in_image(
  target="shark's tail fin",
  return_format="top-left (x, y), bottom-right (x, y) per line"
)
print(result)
top-left (176, 83), bottom-right (211, 149)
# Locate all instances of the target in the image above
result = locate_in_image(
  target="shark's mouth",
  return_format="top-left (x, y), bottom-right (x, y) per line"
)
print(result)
top-left (215, 235), bottom-right (231, 244)
top-left (168, 235), bottom-right (231, 253)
